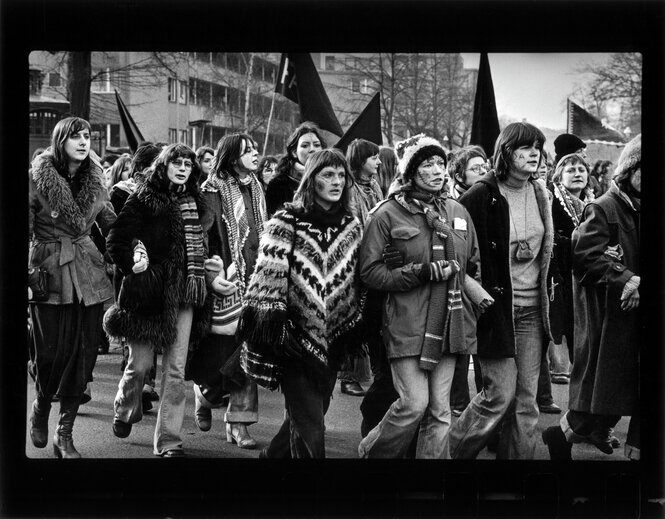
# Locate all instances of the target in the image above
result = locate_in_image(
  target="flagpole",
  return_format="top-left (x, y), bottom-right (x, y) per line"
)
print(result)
top-left (263, 89), bottom-right (277, 154)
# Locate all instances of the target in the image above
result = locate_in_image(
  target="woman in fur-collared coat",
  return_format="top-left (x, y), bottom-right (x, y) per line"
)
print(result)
top-left (104, 143), bottom-right (209, 457)
top-left (28, 117), bottom-right (116, 459)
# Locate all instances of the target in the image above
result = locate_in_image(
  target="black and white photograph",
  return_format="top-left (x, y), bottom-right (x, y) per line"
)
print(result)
top-left (3, 1), bottom-right (664, 517)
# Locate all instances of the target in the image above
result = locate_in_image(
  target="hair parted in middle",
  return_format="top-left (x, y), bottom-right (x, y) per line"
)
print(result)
top-left (212, 132), bottom-right (257, 179)
top-left (149, 143), bottom-right (201, 195)
top-left (50, 116), bottom-right (94, 174)
top-left (275, 121), bottom-right (328, 178)
top-left (492, 121), bottom-right (546, 181)
top-left (345, 138), bottom-right (380, 177)
top-left (447, 145), bottom-right (487, 188)
top-left (287, 148), bottom-right (354, 215)
top-left (109, 153), bottom-right (132, 187)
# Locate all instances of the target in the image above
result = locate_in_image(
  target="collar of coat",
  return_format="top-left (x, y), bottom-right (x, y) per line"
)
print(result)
top-left (31, 152), bottom-right (106, 233)
top-left (134, 169), bottom-right (203, 214)
top-left (609, 181), bottom-right (639, 213)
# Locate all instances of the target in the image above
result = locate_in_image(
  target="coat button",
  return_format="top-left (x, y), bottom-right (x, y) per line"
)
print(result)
top-left (490, 241), bottom-right (497, 250)
top-left (614, 264), bottom-right (624, 271)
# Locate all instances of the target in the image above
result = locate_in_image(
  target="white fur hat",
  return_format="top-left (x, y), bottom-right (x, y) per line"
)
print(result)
top-left (614, 134), bottom-right (641, 182)
top-left (395, 134), bottom-right (447, 182)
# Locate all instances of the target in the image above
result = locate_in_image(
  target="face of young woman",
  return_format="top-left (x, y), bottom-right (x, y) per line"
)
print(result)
top-left (314, 165), bottom-right (346, 209)
top-left (295, 132), bottom-right (322, 166)
top-left (509, 141), bottom-right (541, 180)
top-left (361, 153), bottom-right (381, 179)
top-left (120, 162), bottom-right (132, 181)
top-left (166, 156), bottom-right (193, 185)
top-left (236, 140), bottom-right (259, 173)
top-left (630, 167), bottom-right (641, 193)
top-left (463, 156), bottom-right (490, 186)
top-left (262, 162), bottom-right (277, 185)
top-left (200, 152), bottom-right (214, 176)
top-left (537, 158), bottom-right (550, 180)
top-left (414, 155), bottom-right (446, 193)
top-left (560, 161), bottom-right (588, 196)
top-left (64, 129), bottom-right (91, 164)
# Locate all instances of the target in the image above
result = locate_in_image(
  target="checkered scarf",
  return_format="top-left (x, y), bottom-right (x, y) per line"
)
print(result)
top-left (177, 193), bottom-right (207, 307)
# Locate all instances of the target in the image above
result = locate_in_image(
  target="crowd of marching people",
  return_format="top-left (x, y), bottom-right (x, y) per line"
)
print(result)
top-left (27, 115), bottom-right (641, 460)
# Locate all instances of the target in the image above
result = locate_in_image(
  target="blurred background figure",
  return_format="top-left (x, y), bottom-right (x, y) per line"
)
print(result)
top-left (376, 146), bottom-right (399, 199)
top-left (256, 155), bottom-right (279, 192)
top-left (196, 146), bottom-right (215, 186)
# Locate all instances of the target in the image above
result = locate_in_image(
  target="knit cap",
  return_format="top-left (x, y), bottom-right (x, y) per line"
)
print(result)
top-left (395, 134), bottom-right (447, 183)
top-left (613, 134), bottom-right (641, 182)
top-left (554, 133), bottom-right (586, 164)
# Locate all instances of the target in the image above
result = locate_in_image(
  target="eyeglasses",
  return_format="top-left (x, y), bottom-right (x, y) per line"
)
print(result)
top-left (466, 163), bottom-right (490, 174)
top-left (171, 159), bottom-right (193, 169)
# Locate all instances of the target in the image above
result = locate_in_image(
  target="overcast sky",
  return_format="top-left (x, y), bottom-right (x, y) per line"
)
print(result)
top-left (460, 53), bottom-right (613, 131)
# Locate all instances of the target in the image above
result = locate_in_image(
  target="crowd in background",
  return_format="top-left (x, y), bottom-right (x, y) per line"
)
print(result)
top-left (27, 116), bottom-right (641, 461)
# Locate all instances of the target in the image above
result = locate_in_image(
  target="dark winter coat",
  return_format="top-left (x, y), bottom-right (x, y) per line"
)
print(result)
top-left (359, 196), bottom-right (481, 359)
top-left (568, 183), bottom-right (639, 415)
top-left (103, 171), bottom-right (210, 350)
top-left (265, 171), bottom-right (298, 215)
top-left (458, 173), bottom-right (554, 358)
top-left (29, 153), bottom-right (116, 306)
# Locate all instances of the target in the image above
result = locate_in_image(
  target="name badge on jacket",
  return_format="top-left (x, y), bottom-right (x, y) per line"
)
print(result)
top-left (453, 217), bottom-right (467, 231)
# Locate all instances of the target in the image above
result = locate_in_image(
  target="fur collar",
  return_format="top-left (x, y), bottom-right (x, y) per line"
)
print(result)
top-left (31, 153), bottom-right (106, 233)
top-left (135, 169), bottom-right (203, 214)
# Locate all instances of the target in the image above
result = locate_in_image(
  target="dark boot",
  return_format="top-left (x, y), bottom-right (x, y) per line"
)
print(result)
top-left (53, 397), bottom-right (81, 459)
top-left (29, 397), bottom-right (51, 448)
top-left (542, 426), bottom-right (572, 460)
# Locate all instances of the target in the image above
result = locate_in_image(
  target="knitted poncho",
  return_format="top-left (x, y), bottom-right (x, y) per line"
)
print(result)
top-left (237, 207), bottom-right (364, 382)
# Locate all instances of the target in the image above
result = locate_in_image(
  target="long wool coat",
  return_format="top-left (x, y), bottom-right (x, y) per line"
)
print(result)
top-left (104, 171), bottom-right (210, 350)
top-left (568, 183), bottom-right (640, 415)
top-left (458, 173), bottom-right (554, 358)
top-left (29, 153), bottom-right (115, 306)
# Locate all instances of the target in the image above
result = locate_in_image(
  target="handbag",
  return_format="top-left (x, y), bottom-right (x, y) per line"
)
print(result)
top-left (210, 262), bottom-right (243, 335)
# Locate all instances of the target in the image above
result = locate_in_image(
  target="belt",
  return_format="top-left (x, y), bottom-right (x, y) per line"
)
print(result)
top-left (34, 235), bottom-right (90, 266)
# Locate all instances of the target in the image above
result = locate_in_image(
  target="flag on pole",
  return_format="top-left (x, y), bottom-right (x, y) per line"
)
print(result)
top-left (334, 92), bottom-right (382, 154)
top-left (114, 89), bottom-right (145, 153)
top-left (567, 99), bottom-right (626, 143)
top-left (275, 53), bottom-right (343, 137)
top-left (470, 52), bottom-right (500, 157)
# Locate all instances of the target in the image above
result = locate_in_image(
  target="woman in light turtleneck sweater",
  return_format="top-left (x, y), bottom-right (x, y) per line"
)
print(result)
top-left (265, 121), bottom-right (326, 215)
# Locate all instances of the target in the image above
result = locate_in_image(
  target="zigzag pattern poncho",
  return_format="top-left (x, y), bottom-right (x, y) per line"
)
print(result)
top-left (237, 208), bottom-right (364, 383)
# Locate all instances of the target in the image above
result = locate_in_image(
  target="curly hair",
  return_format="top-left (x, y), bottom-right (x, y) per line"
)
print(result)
top-left (149, 143), bottom-right (202, 195)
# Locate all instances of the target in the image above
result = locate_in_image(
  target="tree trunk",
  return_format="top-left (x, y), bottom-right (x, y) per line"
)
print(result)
top-left (67, 52), bottom-right (91, 120)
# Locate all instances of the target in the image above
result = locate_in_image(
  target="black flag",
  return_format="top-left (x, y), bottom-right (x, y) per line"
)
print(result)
top-left (470, 53), bottom-right (500, 157)
top-left (115, 89), bottom-right (145, 153)
top-left (568, 99), bottom-right (626, 143)
top-left (334, 92), bottom-right (382, 154)
top-left (275, 53), bottom-right (343, 137)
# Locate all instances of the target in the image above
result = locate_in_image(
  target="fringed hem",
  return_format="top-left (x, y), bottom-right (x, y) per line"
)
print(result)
top-left (183, 277), bottom-right (207, 307)
top-left (236, 304), bottom-right (287, 347)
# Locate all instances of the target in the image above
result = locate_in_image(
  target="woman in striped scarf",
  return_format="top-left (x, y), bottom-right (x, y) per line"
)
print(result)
top-left (105, 143), bottom-right (209, 457)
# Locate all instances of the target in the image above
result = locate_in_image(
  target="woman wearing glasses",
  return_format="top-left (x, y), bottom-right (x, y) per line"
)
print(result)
top-left (187, 133), bottom-right (267, 449)
top-left (448, 145), bottom-right (490, 200)
top-left (105, 143), bottom-right (209, 457)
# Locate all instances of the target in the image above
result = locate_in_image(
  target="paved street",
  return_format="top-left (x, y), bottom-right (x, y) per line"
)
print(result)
top-left (26, 345), bottom-right (630, 460)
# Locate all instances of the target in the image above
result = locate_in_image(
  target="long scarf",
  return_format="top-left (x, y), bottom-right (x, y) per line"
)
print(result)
top-left (177, 192), bottom-right (207, 307)
top-left (203, 172), bottom-right (267, 290)
top-left (553, 182), bottom-right (588, 227)
top-left (395, 187), bottom-right (465, 370)
top-left (351, 177), bottom-right (384, 226)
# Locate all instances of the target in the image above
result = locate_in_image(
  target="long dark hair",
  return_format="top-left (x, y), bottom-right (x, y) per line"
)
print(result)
top-left (149, 143), bottom-right (201, 195)
top-left (492, 122), bottom-right (546, 181)
top-left (377, 146), bottom-right (398, 195)
top-left (257, 155), bottom-right (279, 186)
top-left (212, 132), bottom-right (256, 180)
top-left (109, 153), bottom-right (132, 187)
top-left (50, 116), bottom-right (93, 174)
top-left (275, 122), bottom-right (327, 178)
top-left (287, 149), bottom-right (354, 215)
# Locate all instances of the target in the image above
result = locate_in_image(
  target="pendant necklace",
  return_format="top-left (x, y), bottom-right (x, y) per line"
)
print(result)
top-left (508, 184), bottom-right (534, 262)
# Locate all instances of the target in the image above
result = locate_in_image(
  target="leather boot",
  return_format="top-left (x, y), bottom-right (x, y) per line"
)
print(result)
top-left (53, 397), bottom-right (81, 459)
top-left (29, 397), bottom-right (51, 448)
top-left (542, 426), bottom-right (572, 460)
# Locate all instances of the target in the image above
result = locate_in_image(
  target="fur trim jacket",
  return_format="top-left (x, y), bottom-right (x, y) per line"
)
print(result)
top-left (458, 173), bottom-right (554, 357)
top-left (29, 152), bottom-right (116, 306)
top-left (237, 207), bottom-right (364, 383)
top-left (104, 171), bottom-right (210, 350)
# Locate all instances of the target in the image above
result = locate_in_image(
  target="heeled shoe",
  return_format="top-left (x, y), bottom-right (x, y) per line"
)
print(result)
top-left (195, 399), bottom-right (212, 432)
top-left (341, 381), bottom-right (365, 396)
top-left (226, 423), bottom-right (257, 449)
top-left (542, 426), bottom-right (572, 460)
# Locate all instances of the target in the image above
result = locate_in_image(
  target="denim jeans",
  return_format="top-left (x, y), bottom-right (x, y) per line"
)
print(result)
top-left (115, 305), bottom-right (193, 455)
top-left (358, 354), bottom-right (457, 459)
top-left (449, 306), bottom-right (544, 459)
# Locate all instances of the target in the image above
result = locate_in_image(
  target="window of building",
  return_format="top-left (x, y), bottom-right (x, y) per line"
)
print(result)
top-left (195, 52), bottom-right (211, 63)
top-left (360, 79), bottom-right (371, 95)
top-left (189, 78), bottom-right (197, 104)
top-left (168, 128), bottom-right (177, 143)
top-left (29, 69), bottom-right (43, 95)
top-left (197, 80), bottom-right (211, 107)
top-left (178, 80), bottom-right (188, 104)
top-left (212, 84), bottom-right (227, 110)
top-left (227, 87), bottom-right (245, 114)
top-left (324, 55), bottom-right (335, 71)
top-left (180, 129), bottom-right (188, 145)
top-left (91, 68), bottom-right (113, 93)
top-left (212, 52), bottom-right (226, 68)
top-left (48, 72), bottom-right (62, 87)
top-left (351, 77), bottom-right (360, 93)
top-left (29, 109), bottom-right (59, 135)
top-left (168, 78), bottom-right (177, 102)
top-left (226, 53), bottom-right (247, 74)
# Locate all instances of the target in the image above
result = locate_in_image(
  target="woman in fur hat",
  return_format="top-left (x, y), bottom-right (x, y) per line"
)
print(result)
top-left (187, 132), bottom-right (266, 450)
top-left (357, 134), bottom-right (487, 459)
top-left (447, 122), bottom-right (555, 460)
top-left (104, 143), bottom-right (209, 457)
top-left (542, 134), bottom-right (641, 460)
top-left (28, 117), bottom-right (117, 458)
top-left (237, 148), bottom-right (365, 458)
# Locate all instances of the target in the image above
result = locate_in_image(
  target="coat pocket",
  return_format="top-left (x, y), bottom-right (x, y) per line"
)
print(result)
top-left (390, 225), bottom-right (420, 241)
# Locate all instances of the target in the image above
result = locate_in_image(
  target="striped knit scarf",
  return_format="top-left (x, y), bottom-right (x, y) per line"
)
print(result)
top-left (203, 172), bottom-right (267, 289)
top-left (396, 190), bottom-right (465, 370)
top-left (177, 193), bottom-right (207, 307)
top-left (553, 182), bottom-right (588, 227)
